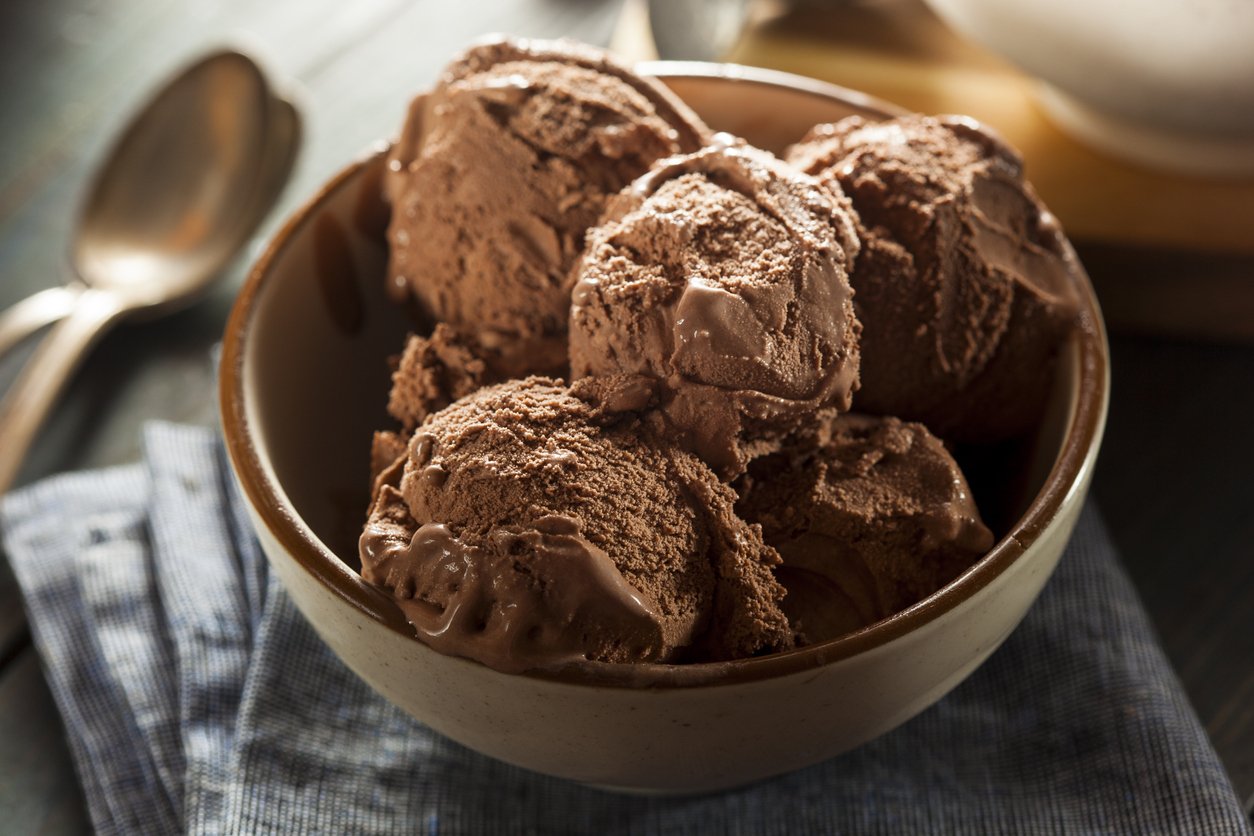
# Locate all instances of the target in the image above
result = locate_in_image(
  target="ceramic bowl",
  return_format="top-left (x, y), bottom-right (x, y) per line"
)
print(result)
top-left (921, 0), bottom-right (1254, 175)
top-left (219, 62), bottom-right (1109, 793)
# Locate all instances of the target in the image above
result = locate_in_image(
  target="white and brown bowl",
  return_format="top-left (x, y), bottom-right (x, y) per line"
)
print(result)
top-left (219, 63), bottom-right (1109, 793)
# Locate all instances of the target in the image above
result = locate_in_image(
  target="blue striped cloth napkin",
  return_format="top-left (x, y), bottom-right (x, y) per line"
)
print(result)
top-left (1, 422), bottom-right (1249, 834)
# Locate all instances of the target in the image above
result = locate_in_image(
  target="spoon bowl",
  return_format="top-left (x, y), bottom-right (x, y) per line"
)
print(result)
top-left (75, 49), bottom-right (294, 307)
top-left (0, 49), bottom-right (299, 492)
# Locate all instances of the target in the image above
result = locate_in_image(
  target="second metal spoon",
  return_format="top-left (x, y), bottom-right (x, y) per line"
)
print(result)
top-left (0, 49), bottom-right (300, 492)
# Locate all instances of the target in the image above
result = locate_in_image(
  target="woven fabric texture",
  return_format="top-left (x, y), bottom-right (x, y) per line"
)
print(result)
top-left (2, 422), bottom-right (1248, 835)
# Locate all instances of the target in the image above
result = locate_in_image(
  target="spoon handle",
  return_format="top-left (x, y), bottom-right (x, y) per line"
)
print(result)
top-left (0, 284), bottom-right (83, 360)
top-left (0, 289), bottom-right (124, 494)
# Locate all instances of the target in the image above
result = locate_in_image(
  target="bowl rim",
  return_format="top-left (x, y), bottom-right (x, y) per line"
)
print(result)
top-left (220, 60), bottom-right (1110, 690)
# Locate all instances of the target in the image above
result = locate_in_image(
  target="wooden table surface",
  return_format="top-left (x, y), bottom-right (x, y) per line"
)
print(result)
top-left (1, 0), bottom-right (1251, 831)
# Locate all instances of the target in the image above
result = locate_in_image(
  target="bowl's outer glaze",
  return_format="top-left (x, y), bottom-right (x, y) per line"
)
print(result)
top-left (222, 64), bottom-right (1108, 792)
top-left (248, 485), bottom-right (1083, 792)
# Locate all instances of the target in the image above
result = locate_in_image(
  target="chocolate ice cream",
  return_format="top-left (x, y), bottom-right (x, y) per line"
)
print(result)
top-left (787, 115), bottom-right (1078, 442)
top-left (354, 39), bottom-right (1093, 674)
top-left (736, 413), bottom-right (994, 642)
top-left (386, 324), bottom-right (489, 433)
top-left (360, 378), bottom-right (793, 673)
top-left (569, 137), bottom-right (862, 478)
top-left (368, 323), bottom-right (493, 485)
top-left (385, 37), bottom-right (709, 378)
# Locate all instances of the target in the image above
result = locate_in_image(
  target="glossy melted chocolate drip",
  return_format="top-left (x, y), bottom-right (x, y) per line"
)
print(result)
top-left (361, 512), bottom-right (665, 673)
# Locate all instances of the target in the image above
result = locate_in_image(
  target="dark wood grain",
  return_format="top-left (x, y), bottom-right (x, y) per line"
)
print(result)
top-left (0, 649), bottom-right (91, 835)
top-left (1079, 244), bottom-right (1254, 343)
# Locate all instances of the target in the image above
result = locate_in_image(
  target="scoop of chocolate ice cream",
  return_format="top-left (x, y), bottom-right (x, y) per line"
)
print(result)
top-left (386, 323), bottom-right (491, 433)
top-left (360, 378), bottom-right (793, 672)
top-left (736, 413), bottom-right (994, 643)
top-left (385, 36), bottom-right (709, 378)
top-left (787, 115), bottom-right (1078, 442)
top-left (569, 137), bottom-right (861, 478)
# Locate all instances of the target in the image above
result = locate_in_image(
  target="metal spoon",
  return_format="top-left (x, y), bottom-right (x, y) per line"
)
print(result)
top-left (0, 49), bottom-right (300, 492)
top-left (647, 0), bottom-right (752, 61)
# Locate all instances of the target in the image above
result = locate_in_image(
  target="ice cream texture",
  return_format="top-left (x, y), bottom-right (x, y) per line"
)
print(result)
top-left (360, 379), bottom-right (792, 672)
top-left (787, 114), bottom-right (1078, 442)
top-left (384, 37), bottom-right (709, 378)
top-left (736, 413), bottom-right (994, 642)
top-left (358, 39), bottom-right (1082, 674)
top-left (569, 136), bottom-right (861, 478)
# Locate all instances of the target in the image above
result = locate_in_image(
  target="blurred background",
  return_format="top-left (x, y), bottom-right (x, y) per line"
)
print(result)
top-left (0, 0), bottom-right (1250, 829)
